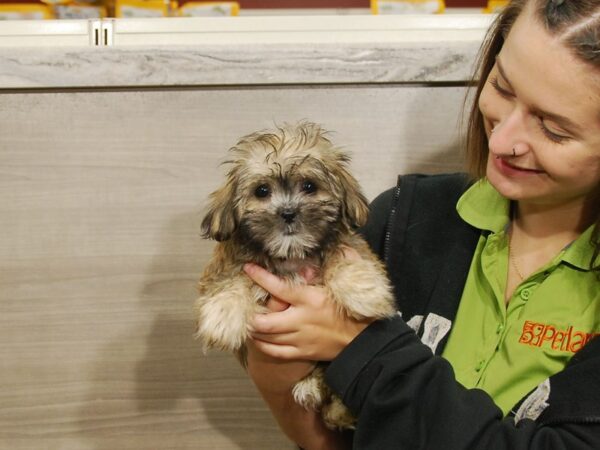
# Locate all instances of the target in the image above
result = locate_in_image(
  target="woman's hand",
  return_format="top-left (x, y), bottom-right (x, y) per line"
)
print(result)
top-left (245, 272), bottom-right (316, 394)
top-left (244, 255), bottom-right (362, 450)
top-left (244, 260), bottom-right (373, 362)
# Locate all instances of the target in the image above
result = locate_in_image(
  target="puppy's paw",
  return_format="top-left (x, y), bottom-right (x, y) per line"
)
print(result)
top-left (322, 395), bottom-right (355, 430)
top-left (326, 259), bottom-right (396, 320)
top-left (292, 369), bottom-right (326, 411)
top-left (195, 292), bottom-right (250, 352)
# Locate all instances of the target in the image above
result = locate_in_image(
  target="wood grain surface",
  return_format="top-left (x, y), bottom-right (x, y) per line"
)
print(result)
top-left (0, 84), bottom-right (466, 449)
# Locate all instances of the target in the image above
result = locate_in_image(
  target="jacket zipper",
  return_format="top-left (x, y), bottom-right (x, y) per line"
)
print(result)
top-left (540, 415), bottom-right (600, 426)
top-left (383, 183), bottom-right (402, 264)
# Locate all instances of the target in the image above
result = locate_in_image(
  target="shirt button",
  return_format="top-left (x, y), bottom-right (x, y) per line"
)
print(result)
top-left (496, 324), bottom-right (505, 334)
top-left (475, 360), bottom-right (485, 372)
top-left (520, 289), bottom-right (531, 300)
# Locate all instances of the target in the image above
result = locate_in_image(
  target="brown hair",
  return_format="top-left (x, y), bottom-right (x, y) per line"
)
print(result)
top-left (463, 0), bottom-right (600, 271)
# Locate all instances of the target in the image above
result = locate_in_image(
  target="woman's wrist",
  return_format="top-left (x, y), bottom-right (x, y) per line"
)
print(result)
top-left (247, 348), bottom-right (349, 449)
top-left (247, 338), bottom-right (316, 388)
top-left (272, 395), bottom-right (349, 450)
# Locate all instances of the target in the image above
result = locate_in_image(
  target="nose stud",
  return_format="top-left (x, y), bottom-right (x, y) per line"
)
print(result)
top-left (490, 124), bottom-right (521, 158)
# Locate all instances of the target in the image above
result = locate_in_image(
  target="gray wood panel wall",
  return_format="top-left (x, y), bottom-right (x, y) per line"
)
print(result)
top-left (0, 84), bottom-right (468, 449)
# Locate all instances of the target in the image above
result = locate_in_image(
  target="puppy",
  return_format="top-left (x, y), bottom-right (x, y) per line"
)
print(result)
top-left (195, 121), bottom-right (396, 429)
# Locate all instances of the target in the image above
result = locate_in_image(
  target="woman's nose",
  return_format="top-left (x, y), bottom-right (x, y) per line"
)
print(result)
top-left (488, 107), bottom-right (530, 156)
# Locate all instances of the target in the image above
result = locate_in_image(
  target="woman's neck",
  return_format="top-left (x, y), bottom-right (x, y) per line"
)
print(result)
top-left (504, 193), bottom-right (597, 303)
top-left (514, 197), bottom-right (592, 240)
top-left (504, 198), bottom-right (589, 302)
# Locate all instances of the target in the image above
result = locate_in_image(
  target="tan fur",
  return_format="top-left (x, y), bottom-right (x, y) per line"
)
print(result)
top-left (195, 122), bottom-right (397, 429)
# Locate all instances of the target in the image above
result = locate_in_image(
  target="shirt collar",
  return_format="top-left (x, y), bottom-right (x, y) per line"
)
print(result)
top-left (562, 226), bottom-right (596, 271)
top-left (457, 178), bottom-right (509, 233)
top-left (456, 178), bottom-right (596, 271)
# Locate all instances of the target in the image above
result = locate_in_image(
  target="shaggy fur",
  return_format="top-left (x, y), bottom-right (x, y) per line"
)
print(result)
top-left (195, 122), bottom-right (396, 429)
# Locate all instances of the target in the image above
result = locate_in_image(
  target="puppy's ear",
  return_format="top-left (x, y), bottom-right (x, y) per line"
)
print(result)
top-left (201, 179), bottom-right (238, 241)
top-left (335, 166), bottom-right (369, 229)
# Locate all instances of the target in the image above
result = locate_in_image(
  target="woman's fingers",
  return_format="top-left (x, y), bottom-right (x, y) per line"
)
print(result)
top-left (251, 331), bottom-right (297, 345)
top-left (265, 296), bottom-right (290, 312)
top-left (244, 261), bottom-right (366, 361)
top-left (244, 263), bottom-right (301, 304)
top-left (251, 338), bottom-right (303, 360)
top-left (252, 307), bottom-right (296, 334)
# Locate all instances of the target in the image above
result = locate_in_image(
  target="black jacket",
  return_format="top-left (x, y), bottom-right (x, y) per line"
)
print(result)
top-left (325, 173), bottom-right (600, 449)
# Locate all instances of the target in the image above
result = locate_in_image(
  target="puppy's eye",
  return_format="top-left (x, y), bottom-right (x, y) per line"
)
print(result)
top-left (301, 180), bottom-right (317, 194)
top-left (254, 184), bottom-right (271, 198)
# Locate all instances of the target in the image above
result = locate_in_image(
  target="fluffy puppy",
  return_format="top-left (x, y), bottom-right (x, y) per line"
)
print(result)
top-left (195, 122), bottom-right (396, 429)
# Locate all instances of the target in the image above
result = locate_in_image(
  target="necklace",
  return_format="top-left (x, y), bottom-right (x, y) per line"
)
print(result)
top-left (508, 225), bottom-right (525, 281)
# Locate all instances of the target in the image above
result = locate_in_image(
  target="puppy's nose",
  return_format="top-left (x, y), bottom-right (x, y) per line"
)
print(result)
top-left (280, 209), bottom-right (296, 224)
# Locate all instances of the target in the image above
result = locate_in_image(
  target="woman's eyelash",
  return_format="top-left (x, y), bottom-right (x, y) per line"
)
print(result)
top-left (489, 77), bottom-right (513, 98)
top-left (538, 120), bottom-right (569, 144)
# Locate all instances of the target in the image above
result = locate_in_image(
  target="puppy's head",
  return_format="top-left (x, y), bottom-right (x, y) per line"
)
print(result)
top-left (201, 122), bottom-right (369, 259)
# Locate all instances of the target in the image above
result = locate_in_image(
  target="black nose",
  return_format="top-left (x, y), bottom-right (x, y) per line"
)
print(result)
top-left (280, 210), bottom-right (296, 224)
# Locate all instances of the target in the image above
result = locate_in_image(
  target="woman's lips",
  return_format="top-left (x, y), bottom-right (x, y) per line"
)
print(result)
top-left (494, 156), bottom-right (545, 176)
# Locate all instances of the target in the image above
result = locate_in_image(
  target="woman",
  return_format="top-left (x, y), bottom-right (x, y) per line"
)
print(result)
top-left (244, 0), bottom-right (600, 448)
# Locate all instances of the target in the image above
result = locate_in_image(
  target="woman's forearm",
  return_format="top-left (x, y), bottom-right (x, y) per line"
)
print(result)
top-left (254, 382), bottom-right (350, 450)
top-left (246, 340), bottom-right (349, 450)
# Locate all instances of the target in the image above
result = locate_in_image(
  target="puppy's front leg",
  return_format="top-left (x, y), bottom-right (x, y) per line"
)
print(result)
top-left (324, 255), bottom-right (396, 321)
top-left (195, 273), bottom-right (266, 353)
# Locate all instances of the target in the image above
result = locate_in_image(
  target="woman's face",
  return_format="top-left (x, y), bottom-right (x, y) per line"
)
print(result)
top-left (479, 7), bottom-right (600, 214)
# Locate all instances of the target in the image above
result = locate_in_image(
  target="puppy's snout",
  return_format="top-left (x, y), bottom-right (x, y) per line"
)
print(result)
top-left (280, 209), bottom-right (297, 224)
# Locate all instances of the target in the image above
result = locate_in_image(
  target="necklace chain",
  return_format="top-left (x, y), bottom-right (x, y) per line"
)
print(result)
top-left (509, 225), bottom-right (525, 281)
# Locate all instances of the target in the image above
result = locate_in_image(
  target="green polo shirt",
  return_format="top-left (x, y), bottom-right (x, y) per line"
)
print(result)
top-left (442, 179), bottom-right (600, 415)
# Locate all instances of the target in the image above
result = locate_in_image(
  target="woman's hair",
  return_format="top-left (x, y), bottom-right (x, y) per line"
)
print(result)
top-left (463, 0), bottom-right (600, 270)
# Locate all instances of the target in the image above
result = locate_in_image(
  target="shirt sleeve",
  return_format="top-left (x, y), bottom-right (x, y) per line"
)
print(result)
top-left (325, 315), bottom-right (600, 449)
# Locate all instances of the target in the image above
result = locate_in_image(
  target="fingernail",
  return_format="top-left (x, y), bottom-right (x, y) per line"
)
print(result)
top-left (243, 263), bottom-right (255, 274)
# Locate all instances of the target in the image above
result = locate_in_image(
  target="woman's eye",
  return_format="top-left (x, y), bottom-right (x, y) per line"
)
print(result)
top-left (489, 76), bottom-right (513, 99)
top-left (301, 180), bottom-right (317, 194)
top-left (539, 119), bottom-right (570, 144)
top-left (254, 184), bottom-right (271, 198)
